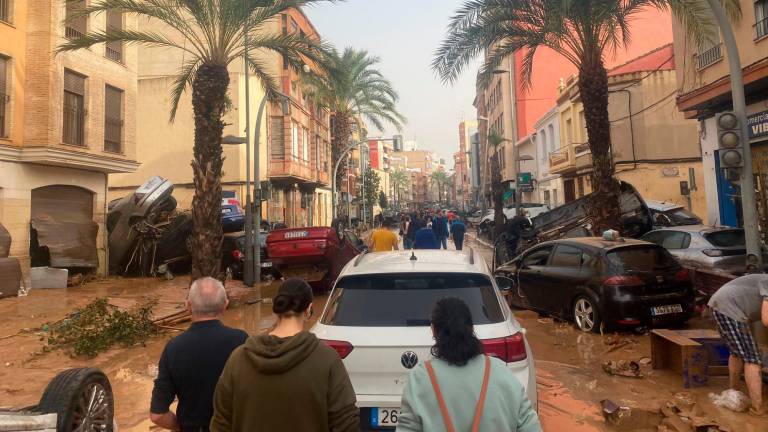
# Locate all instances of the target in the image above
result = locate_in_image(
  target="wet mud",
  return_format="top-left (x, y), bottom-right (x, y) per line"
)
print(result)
top-left (0, 234), bottom-right (766, 431)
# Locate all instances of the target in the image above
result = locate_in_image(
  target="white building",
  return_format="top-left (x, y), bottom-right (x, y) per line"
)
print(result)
top-left (532, 107), bottom-right (563, 208)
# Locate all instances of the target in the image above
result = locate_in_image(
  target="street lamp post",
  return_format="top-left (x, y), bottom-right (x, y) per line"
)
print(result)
top-left (515, 154), bottom-right (534, 216)
top-left (704, 0), bottom-right (763, 272)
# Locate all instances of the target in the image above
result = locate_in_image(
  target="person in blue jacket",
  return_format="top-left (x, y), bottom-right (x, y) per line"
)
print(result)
top-left (413, 221), bottom-right (440, 249)
top-left (450, 217), bottom-right (467, 251)
top-left (431, 210), bottom-right (450, 250)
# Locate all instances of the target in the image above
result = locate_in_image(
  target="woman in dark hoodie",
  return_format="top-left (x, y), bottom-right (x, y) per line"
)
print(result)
top-left (210, 278), bottom-right (359, 432)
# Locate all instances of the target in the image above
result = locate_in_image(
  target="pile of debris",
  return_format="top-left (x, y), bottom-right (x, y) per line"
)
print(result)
top-left (108, 177), bottom-right (192, 277)
top-left (601, 394), bottom-right (730, 432)
top-left (0, 222), bottom-right (23, 299)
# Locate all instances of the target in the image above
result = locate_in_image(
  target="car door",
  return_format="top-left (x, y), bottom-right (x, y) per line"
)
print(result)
top-left (544, 244), bottom-right (589, 317)
top-left (516, 244), bottom-right (555, 312)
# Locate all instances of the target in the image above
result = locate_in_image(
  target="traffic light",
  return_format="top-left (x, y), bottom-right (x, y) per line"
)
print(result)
top-left (393, 135), bottom-right (403, 151)
top-left (716, 112), bottom-right (744, 169)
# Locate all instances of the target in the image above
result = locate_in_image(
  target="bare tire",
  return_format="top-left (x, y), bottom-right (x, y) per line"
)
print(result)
top-left (573, 296), bottom-right (601, 333)
top-left (38, 368), bottom-right (114, 432)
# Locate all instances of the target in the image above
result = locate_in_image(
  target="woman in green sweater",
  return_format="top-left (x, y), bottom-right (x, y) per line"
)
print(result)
top-left (210, 278), bottom-right (359, 432)
top-left (397, 297), bottom-right (541, 432)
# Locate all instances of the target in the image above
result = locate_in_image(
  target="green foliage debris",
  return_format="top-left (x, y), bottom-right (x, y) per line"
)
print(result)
top-left (45, 298), bottom-right (159, 357)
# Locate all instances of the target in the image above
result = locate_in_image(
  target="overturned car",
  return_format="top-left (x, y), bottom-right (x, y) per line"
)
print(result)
top-left (493, 181), bottom-right (654, 268)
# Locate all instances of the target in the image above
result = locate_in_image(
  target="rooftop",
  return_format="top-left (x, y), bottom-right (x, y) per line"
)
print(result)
top-left (340, 249), bottom-right (490, 277)
top-left (609, 44), bottom-right (675, 77)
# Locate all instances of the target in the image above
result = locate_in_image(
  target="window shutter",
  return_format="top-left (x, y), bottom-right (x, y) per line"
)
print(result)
top-left (64, 70), bottom-right (85, 95)
top-left (270, 117), bottom-right (284, 159)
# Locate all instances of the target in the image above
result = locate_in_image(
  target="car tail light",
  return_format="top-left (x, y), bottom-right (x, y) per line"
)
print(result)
top-left (231, 249), bottom-right (244, 260)
top-left (320, 339), bottom-right (354, 359)
top-left (481, 333), bottom-right (527, 363)
top-left (703, 249), bottom-right (723, 257)
top-left (674, 269), bottom-right (690, 282)
top-left (604, 275), bottom-right (644, 286)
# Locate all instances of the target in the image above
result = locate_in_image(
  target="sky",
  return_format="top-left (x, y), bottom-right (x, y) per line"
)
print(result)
top-left (305, 0), bottom-right (480, 165)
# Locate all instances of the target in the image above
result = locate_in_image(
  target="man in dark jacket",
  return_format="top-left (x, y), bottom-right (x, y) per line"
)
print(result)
top-left (431, 210), bottom-right (450, 250)
top-left (450, 217), bottom-right (467, 251)
top-left (405, 213), bottom-right (422, 249)
top-left (150, 277), bottom-right (248, 431)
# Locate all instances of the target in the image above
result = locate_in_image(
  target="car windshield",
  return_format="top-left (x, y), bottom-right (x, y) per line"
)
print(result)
top-left (606, 246), bottom-right (678, 272)
top-left (704, 230), bottom-right (745, 248)
top-left (321, 273), bottom-right (504, 326)
top-left (666, 209), bottom-right (702, 225)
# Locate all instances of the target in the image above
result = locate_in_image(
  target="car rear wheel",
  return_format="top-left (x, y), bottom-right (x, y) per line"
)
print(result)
top-left (37, 368), bottom-right (114, 432)
top-left (573, 296), bottom-right (600, 333)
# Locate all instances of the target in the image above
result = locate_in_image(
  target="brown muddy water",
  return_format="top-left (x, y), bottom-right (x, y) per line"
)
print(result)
top-left (1, 256), bottom-right (767, 430)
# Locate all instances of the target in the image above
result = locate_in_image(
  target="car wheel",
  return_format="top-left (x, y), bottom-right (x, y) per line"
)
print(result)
top-left (38, 368), bottom-right (114, 432)
top-left (573, 296), bottom-right (601, 333)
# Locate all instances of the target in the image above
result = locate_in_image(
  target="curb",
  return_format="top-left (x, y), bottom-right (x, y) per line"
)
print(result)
top-left (467, 232), bottom-right (494, 249)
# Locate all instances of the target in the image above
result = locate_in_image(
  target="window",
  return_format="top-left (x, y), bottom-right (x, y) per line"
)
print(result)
top-left (321, 273), bottom-right (504, 327)
top-left (315, 134), bottom-right (321, 170)
top-left (704, 229), bottom-right (745, 247)
top-left (106, 10), bottom-right (123, 62)
top-left (523, 246), bottom-right (553, 267)
top-left (0, 56), bottom-right (7, 138)
top-left (577, 176), bottom-right (585, 197)
top-left (65, 0), bottom-right (86, 39)
top-left (291, 121), bottom-right (299, 159)
top-left (656, 231), bottom-right (691, 250)
top-left (606, 246), bottom-right (678, 272)
top-left (566, 118), bottom-right (573, 144)
top-left (548, 124), bottom-right (555, 152)
top-left (302, 128), bottom-right (309, 163)
top-left (63, 70), bottom-right (86, 146)
top-left (543, 190), bottom-right (550, 207)
top-left (104, 85), bottom-right (123, 153)
top-left (756, 0), bottom-right (768, 39)
top-left (270, 117), bottom-right (284, 159)
top-left (550, 245), bottom-right (583, 267)
top-left (0, 0), bottom-right (11, 23)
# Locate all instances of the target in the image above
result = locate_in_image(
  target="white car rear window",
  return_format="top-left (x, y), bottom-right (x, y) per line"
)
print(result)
top-left (321, 273), bottom-right (504, 326)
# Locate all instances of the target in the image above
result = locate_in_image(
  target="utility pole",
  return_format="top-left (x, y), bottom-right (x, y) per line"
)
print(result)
top-left (242, 4), bottom-right (254, 287)
top-left (705, 0), bottom-right (763, 272)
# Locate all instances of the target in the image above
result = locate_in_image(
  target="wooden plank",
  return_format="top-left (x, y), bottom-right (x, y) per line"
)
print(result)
top-left (651, 329), bottom-right (701, 346)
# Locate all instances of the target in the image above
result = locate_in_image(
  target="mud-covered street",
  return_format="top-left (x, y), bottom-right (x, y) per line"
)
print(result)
top-left (0, 234), bottom-right (766, 431)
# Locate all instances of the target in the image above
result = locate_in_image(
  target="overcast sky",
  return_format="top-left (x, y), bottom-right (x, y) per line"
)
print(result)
top-left (305, 0), bottom-right (479, 164)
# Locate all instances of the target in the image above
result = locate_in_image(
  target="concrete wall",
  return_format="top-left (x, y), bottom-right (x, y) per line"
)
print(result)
top-left (0, 161), bottom-right (107, 275)
top-left (616, 161), bottom-right (707, 218)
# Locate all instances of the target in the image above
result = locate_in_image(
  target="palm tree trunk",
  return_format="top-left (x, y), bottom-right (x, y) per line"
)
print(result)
top-left (491, 152), bottom-right (505, 239)
top-left (578, 58), bottom-right (620, 233)
top-left (331, 112), bottom-right (352, 217)
top-left (190, 64), bottom-right (229, 281)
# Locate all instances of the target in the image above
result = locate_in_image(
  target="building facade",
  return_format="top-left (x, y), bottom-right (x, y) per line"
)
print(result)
top-left (453, 120), bottom-right (477, 211)
top-left (672, 0), bottom-right (768, 229)
top-left (550, 45), bottom-right (705, 216)
top-left (0, 0), bottom-right (139, 276)
top-left (532, 107), bottom-right (563, 208)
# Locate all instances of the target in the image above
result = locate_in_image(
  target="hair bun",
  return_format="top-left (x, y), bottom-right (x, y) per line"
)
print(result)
top-left (272, 294), bottom-right (292, 314)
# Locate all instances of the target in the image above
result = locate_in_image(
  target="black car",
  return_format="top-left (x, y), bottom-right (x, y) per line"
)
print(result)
top-left (222, 231), bottom-right (275, 280)
top-left (494, 237), bottom-right (694, 332)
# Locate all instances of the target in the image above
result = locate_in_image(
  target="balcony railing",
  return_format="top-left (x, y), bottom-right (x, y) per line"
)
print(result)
top-left (696, 44), bottom-right (722, 70)
top-left (269, 159), bottom-right (314, 182)
top-left (548, 147), bottom-right (571, 171)
top-left (65, 25), bottom-right (85, 40)
top-left (106, 43), bottom-right (123, 63)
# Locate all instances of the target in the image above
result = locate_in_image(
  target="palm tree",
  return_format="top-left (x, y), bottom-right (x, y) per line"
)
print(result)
top-left (389, 169), bottom-right (410, 208)
top-left (59, 0), bottom-right (328, 279)
top-left (434, 0), bottom-right (739, 232)
top-left (304, 48), bottom-right (406, 192)
top-left (430, 170), bottom-right (450, 205)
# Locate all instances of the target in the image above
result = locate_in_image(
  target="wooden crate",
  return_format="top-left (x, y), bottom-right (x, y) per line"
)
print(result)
top-left (651, 329), bottom-right (727, 388)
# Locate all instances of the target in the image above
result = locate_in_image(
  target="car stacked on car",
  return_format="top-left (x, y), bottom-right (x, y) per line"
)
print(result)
top-left (311, 249), bottom-right (537, 430)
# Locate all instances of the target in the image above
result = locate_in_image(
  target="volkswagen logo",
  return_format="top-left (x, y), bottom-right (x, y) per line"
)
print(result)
top-left (401, 351), bottom-right (418, 369)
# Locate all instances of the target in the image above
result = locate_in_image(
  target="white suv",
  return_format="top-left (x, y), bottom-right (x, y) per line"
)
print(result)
top-left (311, 249), bottom-right (537, 430)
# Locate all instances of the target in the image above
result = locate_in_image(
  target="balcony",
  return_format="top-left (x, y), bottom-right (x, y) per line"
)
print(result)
top-left (549, 142), bottom-right (592, 174)
top-left (268, 158), bottom-right (330, 186)
top-left (696, 44), bottom-right (722, 70)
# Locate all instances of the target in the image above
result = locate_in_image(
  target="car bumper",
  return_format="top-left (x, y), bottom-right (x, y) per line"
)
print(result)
top-left (602, 291), bottom-right (694, 327)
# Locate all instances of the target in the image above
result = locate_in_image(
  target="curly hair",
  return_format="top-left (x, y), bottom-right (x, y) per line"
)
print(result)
top-left (430, 297), bottom-right (483, 366)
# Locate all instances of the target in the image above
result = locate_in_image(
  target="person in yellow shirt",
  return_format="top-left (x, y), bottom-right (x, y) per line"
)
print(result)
top-left (369, 221), bottom-right (400, 252)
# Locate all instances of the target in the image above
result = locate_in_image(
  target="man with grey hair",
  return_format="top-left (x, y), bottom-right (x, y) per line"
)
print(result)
top-left (150, 277), bottom-right (248, 431)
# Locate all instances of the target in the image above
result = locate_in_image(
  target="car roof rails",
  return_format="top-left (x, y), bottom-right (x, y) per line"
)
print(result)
top-left (353, 249), bottom-right (369, 267)
top-left (467, 247), bottom-right (475, 265)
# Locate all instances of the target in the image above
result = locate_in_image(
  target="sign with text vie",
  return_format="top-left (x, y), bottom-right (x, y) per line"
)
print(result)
top-left (748, 110), bottom-right (768, 140)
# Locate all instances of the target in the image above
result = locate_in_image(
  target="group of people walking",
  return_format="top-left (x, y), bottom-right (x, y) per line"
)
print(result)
top-left (150, 277), bottom-right (541, 431)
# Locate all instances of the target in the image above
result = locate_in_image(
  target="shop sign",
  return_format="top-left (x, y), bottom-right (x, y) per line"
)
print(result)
top-left (748, 110), bottom-right (768, 139)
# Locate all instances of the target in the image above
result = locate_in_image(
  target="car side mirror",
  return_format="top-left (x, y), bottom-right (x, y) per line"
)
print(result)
top-left (495, 275), bottom-right (516, 291)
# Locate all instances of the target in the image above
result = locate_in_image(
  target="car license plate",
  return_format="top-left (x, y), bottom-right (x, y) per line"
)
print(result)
top-left (261, 262), bottom-right (272, 268)
top-left (372, 408), bottom-right (400, 427)
top-left (651, 304), bottom-right (683, 316)
top-left (285, 230), bottom-right (309, 239)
